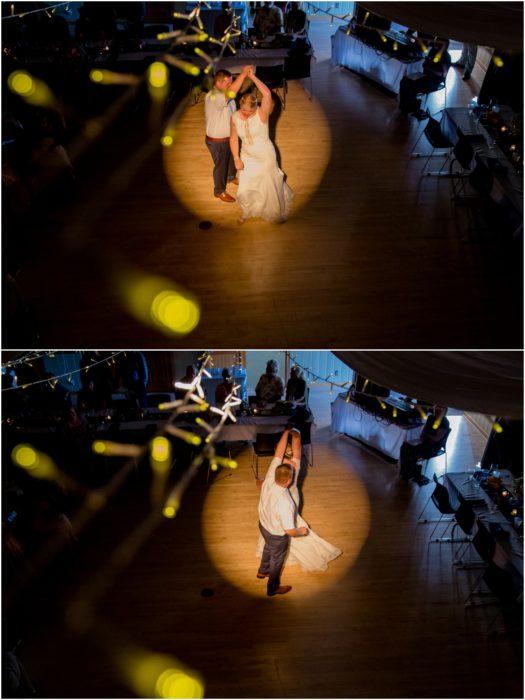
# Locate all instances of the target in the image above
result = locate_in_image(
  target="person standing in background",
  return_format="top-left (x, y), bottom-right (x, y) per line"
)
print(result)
top-left (457, 42), bottom-right (478, 80)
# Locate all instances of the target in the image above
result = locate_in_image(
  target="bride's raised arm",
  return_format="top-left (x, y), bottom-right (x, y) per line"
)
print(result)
top-left (247, 68), bottom-right (272, 122)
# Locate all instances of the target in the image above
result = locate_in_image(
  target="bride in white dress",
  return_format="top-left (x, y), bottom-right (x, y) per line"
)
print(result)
top-left (230, 68), bottom-right (293, 223)
top-left (257, 428), bottom-right (342, 572)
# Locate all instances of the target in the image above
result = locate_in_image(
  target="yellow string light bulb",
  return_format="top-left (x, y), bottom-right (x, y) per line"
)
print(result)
top-left (8, 70), bottom-right (55, 107)
top-left (150, 436), bottom-right (171, 473)
top-left (493, 422), bottom-right (503, 433)
top-left (148, 62), bottom-right (168, 88)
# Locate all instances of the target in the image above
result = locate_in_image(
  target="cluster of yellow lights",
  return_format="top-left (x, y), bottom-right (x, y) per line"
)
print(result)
top-left (7, 70), bottom-right (54, 107)
top-left (493, 55), bottom-right (504, 68)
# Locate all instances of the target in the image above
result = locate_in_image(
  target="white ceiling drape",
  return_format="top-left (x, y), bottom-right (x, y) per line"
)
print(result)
top-left (333, 351), bottom-right (523, 416)
top-left (362, 2), bottom-right (523, 51)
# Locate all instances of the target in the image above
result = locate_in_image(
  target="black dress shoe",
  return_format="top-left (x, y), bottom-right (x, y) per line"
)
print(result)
top-left (256, 572), bottom-right (267, 579)
top-left (268, 585), bottom-right (292, 596)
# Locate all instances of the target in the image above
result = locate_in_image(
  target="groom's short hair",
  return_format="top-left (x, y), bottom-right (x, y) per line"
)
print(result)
top-left (275, 463), bottom-right (293, 486)
top-left (214, 69), bottom-right (232, 83)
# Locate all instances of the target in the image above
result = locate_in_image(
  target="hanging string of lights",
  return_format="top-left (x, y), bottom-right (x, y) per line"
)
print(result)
top-left (5, 3), bottom-right (246, 340)
top-left (8, 351), bottom-right (240, 698)
top-left (2, 351), bottom-right (122, 391)
top-left (2, 351), bottom-right (57, 370)
top-left (2, 2), bottom-right (70, 21)
top-left (285, 351), bottom-right (353, 393)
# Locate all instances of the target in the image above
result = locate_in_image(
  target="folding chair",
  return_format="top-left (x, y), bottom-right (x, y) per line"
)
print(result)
top-left (251, 432), bottom-right (281, 479)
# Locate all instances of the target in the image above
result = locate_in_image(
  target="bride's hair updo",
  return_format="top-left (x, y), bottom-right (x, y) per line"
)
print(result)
top-left (239, 92), bottom-right (258, 109)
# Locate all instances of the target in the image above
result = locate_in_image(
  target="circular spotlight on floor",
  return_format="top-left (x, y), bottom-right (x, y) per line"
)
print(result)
top-left (201, 445), bottom-right (371, 599)
top-left (163, 83), bottom-right (332, 224)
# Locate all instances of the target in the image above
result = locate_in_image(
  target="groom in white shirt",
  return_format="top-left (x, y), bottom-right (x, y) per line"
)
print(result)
top-left (257, 427), bottom-right (308, 596)
top-left (205, 65), bottom-right (252, 202)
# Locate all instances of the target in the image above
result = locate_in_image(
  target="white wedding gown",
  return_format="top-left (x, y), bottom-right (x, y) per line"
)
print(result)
top-left (233, 109), bottom-right (293, 223)
top-left (257, 468), bottom-right (342, 572)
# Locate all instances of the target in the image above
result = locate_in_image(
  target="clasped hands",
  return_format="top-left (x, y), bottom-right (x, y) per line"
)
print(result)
top-left (241, 64), bottom-right (256, 80)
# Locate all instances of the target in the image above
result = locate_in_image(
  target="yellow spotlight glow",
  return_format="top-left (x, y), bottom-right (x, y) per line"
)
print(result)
top-left (151, 290), bottom-right (200, 334)
top-left (8, 70), bottom-right (34, 96)
top-left (148, 62), bottom-right (168, 88)
top-left (8, 70), bottom-right (55, 107)
top-left (380, 33), bottom-right (387, 43)
top-left (118, 272), bottom-right (201, 337)
top-left (226, 89), bottom-right (237, 98)
top-left (161, 135), bottom-right (174, 147)
top-left (12, 444), bottom-right (57, 480)
top-left (493, 55), bottom-right (504, 68)
top-left (493, 422), bottom-right (503, 433)
top-left (211, 462), bottom-right (218, 472)
top-left (12, 444), bottom-right (37, 468)
top-left (393, 41), bottom-right (398, 51)
top-left (392, 408), bottom-right (398, 418)
top-left (128, 652), bottom-right (204, 699)
top-left (90, 69), bottom-right (104, 83)
top-left (157, 668), bottom-right (204, 698)
top-left (163, 505), bottom-right (177, 518)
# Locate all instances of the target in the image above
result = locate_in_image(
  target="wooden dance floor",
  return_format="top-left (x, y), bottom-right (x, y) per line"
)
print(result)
top-left (15, 22), bottom-right (522, 348)
top-left (19, 393), bottom-right (522, 698)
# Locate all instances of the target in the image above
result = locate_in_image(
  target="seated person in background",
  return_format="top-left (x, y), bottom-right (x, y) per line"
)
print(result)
top-left (214, 2), bottom-right (233, 38)
top-left (399, 38), bottom-right (451, 116)
top-left (175, 364), bottom-right (197, 400)
top-left (215, 367), bottom-right (234, 405)
top-left (254, 2), bottom-right (283, 39)
top-left (399, 406), bottom-right (450, 482)
top-left (285, 2), bottom-right (306, 34)
top-left (286, 365), bottom-right (307, 402)
top-left (256, 359), bottom-right (284, 403)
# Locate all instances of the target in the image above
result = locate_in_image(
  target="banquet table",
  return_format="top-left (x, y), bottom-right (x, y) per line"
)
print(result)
top-left (440, 107), bottom-right (523, 216)
top-left (331, 393), bottom-right (423, 460)
top-left (331, 27), bottom-right (424, 95)
top-left (216, 47), bottom-right (290, 71)
top-left (217, 414), bottom-right (315, 443)
top-left (444, 471), bottom-right (523, 580)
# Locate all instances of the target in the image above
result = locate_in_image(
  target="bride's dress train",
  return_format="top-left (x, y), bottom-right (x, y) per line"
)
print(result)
top-left (256, 484), bottom-right (342, 572)
top-left (233, 109), bottom-right (293, 223)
